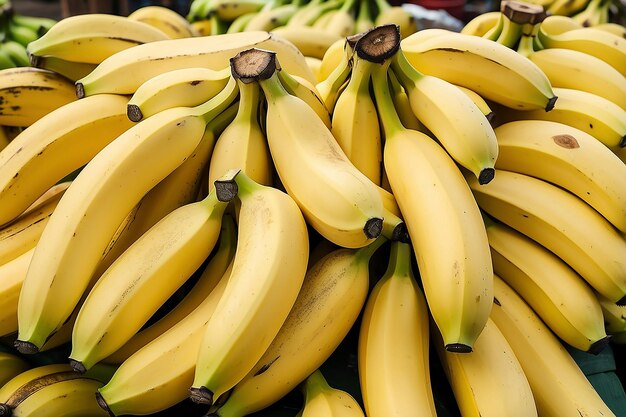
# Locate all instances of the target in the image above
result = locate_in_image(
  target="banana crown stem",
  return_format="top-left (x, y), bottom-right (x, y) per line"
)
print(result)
top-left (194, 76), bottom-right (240, 124)
top-left (355, 235), bottom-right (388, 262)
top-left (348, 55), bottom-right (375, 94)
top-left (516, 22), bottom-right (541, 57)
top-left (339, 0), bottom-right (358, 14)
top-left (301, 370), bottom-right (331, 398)
top-left (258, 70), bottom-right (289, 103)
top-left (371, 61), bottom-right (405, 138)
top-left (373, 0), bottom-right (391, 13)
top-left (233, 79), bottom-right (260, 122)
top-left (384, 240), bottom-right (412, 278)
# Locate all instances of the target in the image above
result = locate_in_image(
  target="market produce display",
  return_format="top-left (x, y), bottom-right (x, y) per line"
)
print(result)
top-left (0, 0), bottom-right (624, 416)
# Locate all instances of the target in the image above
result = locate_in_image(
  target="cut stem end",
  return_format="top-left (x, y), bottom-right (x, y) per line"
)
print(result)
top-left (230, 48), bottom-right (278, 83)
top-left (13, 340), bottom-right (39, 355)
top-left (189, 386), bottom-right (214, 405)
top-left (355, 24), bottom-right (401, 63)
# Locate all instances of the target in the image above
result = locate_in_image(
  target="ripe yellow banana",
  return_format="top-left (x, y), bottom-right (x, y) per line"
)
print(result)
top-left (0, 94), bottom-right (133, 227)
top-left (30, 55), bottom-right (97, 82)
top-left (434, 317), bottom-right (538, 417)
top-left (0, 364), bottom-right (73, 403)
top-left (486, 215), bottom-right (608, 353)
top-left (323, 0), bottom-right (357, 38)
top-left (373, 51), bottom-right (493, 352)
top-left (244, 4), bottom-right (298, 32)
top-left (461, 11), bottom-right (502, 37)
top-left (0, 67), bottom-right (76, 127)
top-left (208, 79), bottom-right (273, 189)
top-left (387, 69), bottom-right (424, 131)
top-left (299, 370), bottom-right (365, 417)
top-left (391, 43), bottom-right (498, 183)
top-left (401, 28), bottom-right (558, 111)
top-left (374, 2), bottom-right (417, 39)
top-left (76, 31), bottom-right (315, 97)
top-left (0, 248), bottom-right (34, 337)
top-left (95, 261), bottom-right (234, 416)
top-left (27, 14), bottom-right (170, 65)
top-left (190, 170), bottom-right (309, 406)
top-left (277, 69), bottom-right (332, 128)
top-left (248, 49), bottom-right (383, 248)
top-left (493, 120), bottom-right (626, 232)
top-left (318, 37), bottom-right (346, 82)
top-left (594, 23), bottom-right (626, 38)
top-left (453, 84), bottom-right (494, 122)
top-left (526, 48), bottom-right (626, 111)
top-left (127, 66), bottom-right (231, 122)
top-left (0, 352), bottom-right (29, 388)
top-left (128, 6), bottom-right (198, 39)
top-left (15, 79), bottom-right (239, 353)
top-left (546, 0), bottom-right (589, 16)
top-left (596, 292), bottom-right (626, 335)
top-left (359, 241), bottom-right (436, 417)
top-left (316, 39), bottom-right (352, 113)
top-left (490, 275), bottom-right (617, 417)
top-left (208, 238), bottom-right (386, 417)
top-left (331, 53), bottom-right (382, 185)
top-left (466, 169), bottom-right (626, 305)
top-left (271, 26), bottom-right (343, 60)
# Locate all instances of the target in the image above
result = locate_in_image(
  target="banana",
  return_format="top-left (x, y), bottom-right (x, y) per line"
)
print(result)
top-left (299, 370), bottom-right (365, 417)
top-left (0, 94), bottom-right (133, 227)
top-left (318, 38), bottom-right (346, 82)
top-left (191, 19), bottom-right (213, 36)
top-left (76, 31), bottom-right (315, 97)
top-left (187, 0), bottom-right (214, 21)
top-left (372, 52), bottom-right (493, 352)
top-left (358, 241), bottom-right (436, 417)
top-left (30, 56), bottom-right (97, 82)
top-left (189, 170), bottom-right (309, 406)
top-left (246, 49), bottom-right (383, 248)
top-left (5, 25), bottom-right (38, 50)
top-left (208, 79), bottom-right (273, 189)
top-left (128, 6), bottom-right (197, 39)
top-left (492, 87), bottom-right (626, 152)
top-left (466, 169), bottom-right (626, 305)
top-left (277, 69), bottom-right (332, 128)
top-left (95, 261), bottom-right (234, 416)
top-left (0, 364), bottom-right (73, 403)
top-left (103, 214), bottom-right (237, 365)
top-left (323, 0), bottom-right (357, 38)
top-left (540, 14), bottom-right (583, 34)
top-left (454, 84), bottom-right (494, 122)
top-left (461, 11), bottom-right (502, 37)
top-left (305, 56), bottom-right (323, 82)
top-left (27, 14), bottom-right (171, 65)
top-left (494, 120), bottom-right (626, 232)
top-left (0, 67), bottom-right (76, 127)
top-left (287, 0), bottom-right (342, 27)
top-left (15, 79), bottom-right (239, 353)
top-left (0, 352), bottom-right (29, 388)
top-left (571, 0), bottom-right (610, 27)
top-left (0, 248), bottom-right (34, 337)
top-left (486, 215), bottom-right (609, 353)
top-left (387, 69), bottom-right (424, 131)
top-left (316, 39), bottom-right (352, 113)
top-left (127, 66), bottom-right (231, 122)
top-left (490, 275), bottom-right (617, 417)
top-left (434, 317), bottom-right (538, 417)
top-left (354, 0), bottom-right (374, 34)
top-left (390, 40), bottom-right (499, 183)
top-left (10, 14), bottom-right (56, 37)
top-left (525, 48), bottom-right (626, 111)
top-left (271, 26), bottom-right (343, 60)
top-left (244, 3), bottom-right (298, 32)
top-left (538, 26), bottom-right (626, 77)
top-left (207, 238), bottom-right (386, 417)
top-left (546, 0), bottom-right (589, 16)
top-left (594, 23), bottom-right (626, 38)
top-left (401, 28), bottom-right (558, 111)
top-left (227, 12), bottom-right (258, 34)
top-left (1, 41), bottom-right (30, 68)
top-left (0, 183), bottom-right (68, 266)
top-left (208, 0), bottom-right (269, 22)
top-left (373, 1), bottom-right (417, 39)
top-left (596, 292), bottom-right (626, 335)
top-left (69, 182), bottom-right (233, 372)
top-left (331, 53), bottom-right (382, 185)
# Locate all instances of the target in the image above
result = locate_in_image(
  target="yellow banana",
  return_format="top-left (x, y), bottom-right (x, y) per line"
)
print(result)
top-left (596, 292), bottom-right (626, 335)
top-left (461, 11), bottom-right (502, 37)
top-left (299, 370), bottom-right (365, 417)
top-left (316, 39), bottom-right (352, 113)
top-left (318, 37), bottom-right (346, 82)
top-left (0, 352), bottom-right (29, 388)
top-left (127, 6), bottom-right (198, 39)
top-left (30, 55), bottom-right (97, 82)
top-left (0, 248), bottom-right (34, 337)
top-left (374, 2), bottom-right (417, 39)
top-left (277, 69), bottom-right (332, 128)
top-left (271, 26), bottom-right (343, 60)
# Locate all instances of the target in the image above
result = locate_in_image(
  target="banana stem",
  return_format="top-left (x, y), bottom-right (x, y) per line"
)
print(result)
top-left (340, 0), bottom-right (359, 14)
top-left (356, 0), bottom-right (373, 26)
top-left (234, 79), bottom-right (260, 123)
top-left (258, 70), bottom-right (290, 104)
top-left (516, 22), bottom-right (541, 57)
top-left (194, 76), bottom-right (240, 124)
top-left (355, 234), bottom-right (388, 262)
top-left (301, 370), bottom-right (330, 397)
top-left (373, 0), bottom-right (390, 13)
top-left (206, 101), bottom-right (239, 136)
top-left (385, 240), bottom-right (412, 278)
top-left (371, 60), bottom-right (405, 138)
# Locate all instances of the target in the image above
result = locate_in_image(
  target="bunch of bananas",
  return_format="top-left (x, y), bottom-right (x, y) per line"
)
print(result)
top-left (0, 1), bottom-right (624, 415)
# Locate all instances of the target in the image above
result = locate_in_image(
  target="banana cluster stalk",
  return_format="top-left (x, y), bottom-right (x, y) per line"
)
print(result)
top-left (297, 370), bottom-right (365, 417)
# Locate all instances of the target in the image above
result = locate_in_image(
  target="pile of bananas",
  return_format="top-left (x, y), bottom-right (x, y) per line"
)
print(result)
top-left (0, 1), bottom-right (625, 416)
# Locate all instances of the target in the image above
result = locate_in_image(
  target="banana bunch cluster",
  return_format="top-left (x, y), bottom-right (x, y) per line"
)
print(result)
top-left (186, 0), bottom-right (417, 67)
top-left (461, 1), bottom-right (626, 160)
top-left (0, 1), bottom-right (55, 70)
top-left (522, 0), bottom-right (620, 24)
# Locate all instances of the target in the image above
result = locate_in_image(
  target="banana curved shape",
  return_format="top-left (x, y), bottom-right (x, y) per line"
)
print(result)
top-left (0, 183), bottom-right (68, 266)
top-left (245, 3), bottom-right (298, 32)
top-left (373, 59), bottom-right (493, 351)
top-left (453, 84), bottom-right (494, 122)
top-left (461, 11), bottom-right (502, 37)
top-left (359, 241), bottom-right (436, 417)
top-left (401, 29), bottom-right (557, 111)
top-left (486, 216), bottom-right (608, 353)
top-left (31, 56), bottom-right (97, 83)
top-left (493, 120), bottom-right (626, 232)
top-left (127, 67), bottom-right (231, 122)
top-left (95, 261), bottom-right (234, 416)
top-left (374, 4), bottom-right (417, 39)
top-left (546, 0), bottom-right (589, 16)
top-left (207, 238), bottom-right (385, 417)
top-left (435, 317), bottom-right (537, 417)
top-left (190, 170), bottom-right (309, 406)
top-left (387, 69), bottom-right (423, 131)
top-left (128, 6), bottom-right (197, 39)
top-left (0, 248), bottom-right (34, 337)
top-left (305, 56), bottom-right (323, 83)
top-left (0, 352), bottom-right (29, 388)
top-left (331, 55), bottom-right (382, 185)
top-left (277, 69), bottom-right (332, 128)
top-left (76, 31), bottom-right (315, 97)
top-left (299, 370), bottom-right (365, 417)
top-left (571, 0), bottom-right (610, 27)
top-left (596, 292), bottom-right (626, 335)
top-left (15, 80), bottom-right (239, 353)
top-left (209, 0), bottom-right (268, 22)
top-left (316, 41), bottom-right (351, 113)
top-left (27, 14), bottom-right (171, 65)
top-left (538, 26), bottom-right (626, 77)
top-left (318, 38), bottom-right (346, 82)
top-left (256, 54), bottom-right (383, 248)
top-left (467, 169), bottom-right (626, 305)
top-left (323, 2), bottom-right (357, 38)
top-left (69, 185), bottom-right (232, 372)
top-left (208, 80), bottom-right (273, 189)
top-left (527, 48), bottom-right (626, 111)
top-left (0, 67), bottom-right (76, 127)
top-left (493, 87), bottom-right (626, 151)
top-left (0, 94), bottom-right (133, 227)
top-left (0, 364), bottom-right (72, 403)
top-left (103, 214), bottom-right (237, 365)
top-left (271, 26), bottom-right (343, 60)
top-left (490, 275), bottom-right (617, 417)
top-left (392, 48), bottom-right (498, 183)
top-left (594, 22), bottom-right (626, 38)
top-left (354, 0), bottom-right (374, 35)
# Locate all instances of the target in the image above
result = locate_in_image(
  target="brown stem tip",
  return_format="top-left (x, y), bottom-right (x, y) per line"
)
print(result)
top-left (501, 1), bottom-right (547, 24)
top-left (445, 343), bottom-right (473, 353)
top-left (545, 95), bottom-right (558, 112)
top-left (13, 340), bottom-right (39, 355)
top-left (126, 104), bottom-right (143, 122)
top-left (478, 168), bottom-right (495, 185)
top-left (588, 335), bottom-right (611, 355)
top-left (75, 82), bottom-right (86, 99)
top-left (364, 217), bottom-right (383, 239)
top-left (0, 404), bottom-right (12, 417)
top-left (214, 169), bottom-right (241, 202)
top-left (230, 48), bottom-right (278, 83)
top-left (69, 359), bottom-right (87, 374)
top-left (189, 386), bottom-right (214, 405)
top-left (355, 24), bottom-right (401, 63)
top-left (95, 392), bottom-right (116, 417)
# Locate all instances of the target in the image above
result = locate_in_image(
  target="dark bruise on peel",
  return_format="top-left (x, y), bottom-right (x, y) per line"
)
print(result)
top-left (552, 134), bottom-right (579, 149)
top-left (253, 356), bottom-right (280, 376)
top-left (493, 297), bottom-right (501, 306)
